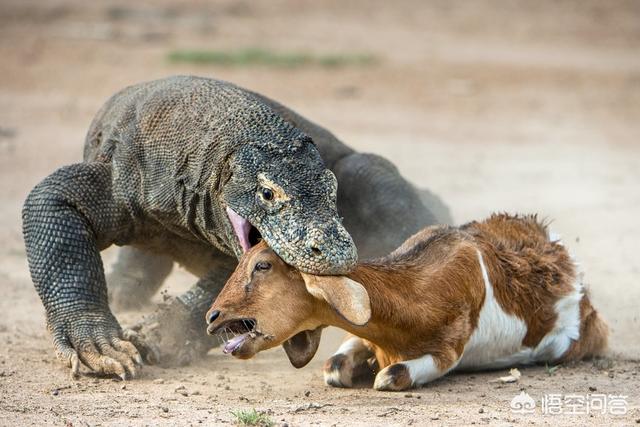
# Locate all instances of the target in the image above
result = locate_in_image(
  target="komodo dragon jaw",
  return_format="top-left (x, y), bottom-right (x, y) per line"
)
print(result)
top-left (224, 189), bottom-right (357, 276)
top-left (259, 213), bottom-right (357, 276)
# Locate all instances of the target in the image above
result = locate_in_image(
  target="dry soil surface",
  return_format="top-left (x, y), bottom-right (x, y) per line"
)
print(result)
top-left (1, 1), bottom-right (639, 425)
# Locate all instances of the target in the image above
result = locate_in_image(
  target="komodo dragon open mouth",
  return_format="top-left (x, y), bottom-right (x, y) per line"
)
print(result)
top-left (226, 206), bottom-right (262, 252)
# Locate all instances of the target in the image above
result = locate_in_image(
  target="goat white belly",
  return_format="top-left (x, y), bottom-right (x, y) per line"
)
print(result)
top-left (456, 250), bottom-right (582, 371)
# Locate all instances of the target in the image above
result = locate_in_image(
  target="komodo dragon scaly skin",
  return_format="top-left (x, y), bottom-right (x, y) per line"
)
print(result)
top-left (23, 76), bottom-right (451, 379)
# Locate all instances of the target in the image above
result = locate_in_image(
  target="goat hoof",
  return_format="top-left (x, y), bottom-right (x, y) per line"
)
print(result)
top-left (323, 354), bottom-right (354, 388)
top-left (374, 363), bottom-right (413, 391)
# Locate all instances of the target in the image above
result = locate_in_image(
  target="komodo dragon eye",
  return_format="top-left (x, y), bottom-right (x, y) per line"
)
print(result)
top-left (260, 187), bottom-right (274, 201)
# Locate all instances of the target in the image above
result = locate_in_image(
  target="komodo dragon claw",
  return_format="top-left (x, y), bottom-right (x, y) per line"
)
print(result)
top-left (49, 312), bottom-right (156, 380)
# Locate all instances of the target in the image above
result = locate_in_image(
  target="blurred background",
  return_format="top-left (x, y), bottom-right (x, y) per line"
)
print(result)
top-left (1, 0), bottom-right (638, 366)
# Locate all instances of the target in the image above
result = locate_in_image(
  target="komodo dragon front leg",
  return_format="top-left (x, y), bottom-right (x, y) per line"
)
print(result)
top-left (23, 163), bottom-right (157, 378)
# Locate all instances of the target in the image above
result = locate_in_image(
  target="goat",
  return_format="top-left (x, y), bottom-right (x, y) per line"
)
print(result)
top-left (206, 214), bottom-right (608, 391)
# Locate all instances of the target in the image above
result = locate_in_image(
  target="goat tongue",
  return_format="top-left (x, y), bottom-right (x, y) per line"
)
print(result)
top-left (223, 333), bottom-right (248, 354)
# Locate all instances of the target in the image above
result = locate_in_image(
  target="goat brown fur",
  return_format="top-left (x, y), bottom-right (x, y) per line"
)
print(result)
top-left (206, 213), bottom-right (608, 391)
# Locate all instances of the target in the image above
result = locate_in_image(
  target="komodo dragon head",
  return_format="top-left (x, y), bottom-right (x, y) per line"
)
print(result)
top-left (219, 133), bottom-right (357, 275)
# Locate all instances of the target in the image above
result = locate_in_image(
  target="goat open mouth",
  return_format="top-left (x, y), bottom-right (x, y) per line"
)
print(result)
top-left (226, 207), bottom-right (262, 253)
top-left (209, 318), bottom-right (258, 355)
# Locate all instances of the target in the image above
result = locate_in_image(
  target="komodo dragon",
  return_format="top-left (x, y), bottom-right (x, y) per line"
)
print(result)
top-left (23, 75), bottom-right (451, 379)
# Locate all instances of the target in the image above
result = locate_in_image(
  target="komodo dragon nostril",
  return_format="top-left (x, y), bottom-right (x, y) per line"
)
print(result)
top-left (306, 232), bottom-right (324, 256)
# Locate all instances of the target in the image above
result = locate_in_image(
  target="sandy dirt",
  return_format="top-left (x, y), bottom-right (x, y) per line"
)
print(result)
top-left (1, 0), bottom-right (639, 425)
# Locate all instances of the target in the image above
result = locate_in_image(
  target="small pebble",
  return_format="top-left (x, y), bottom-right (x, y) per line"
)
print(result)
top-left (153, 379), bottom-right (165, 384)
top-left (304, 390), bottom-right (311, 397)
top-left (589, 386), bottom-right (597, 392)
top-left (160, 406), bottom-right (169, 413)
top-left (478, 408), bottom-right (484, 414)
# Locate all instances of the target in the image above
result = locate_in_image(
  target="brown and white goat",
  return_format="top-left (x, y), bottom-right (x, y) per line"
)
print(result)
top-left (206, 214), bottom-right (608, 391)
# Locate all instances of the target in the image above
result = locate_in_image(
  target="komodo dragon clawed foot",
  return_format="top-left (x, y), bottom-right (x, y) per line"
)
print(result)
top-left (49, 312), bottom-right (157, 380)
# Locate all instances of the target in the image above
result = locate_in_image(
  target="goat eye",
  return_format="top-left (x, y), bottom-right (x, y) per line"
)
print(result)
top-left (254, 261), bottom-right (271, 271)
top-left (261, 188), bottom-right (274, 201)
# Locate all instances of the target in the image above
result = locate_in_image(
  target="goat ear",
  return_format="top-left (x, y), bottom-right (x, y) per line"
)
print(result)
top-left (300, 273), bottom-right (371, 326)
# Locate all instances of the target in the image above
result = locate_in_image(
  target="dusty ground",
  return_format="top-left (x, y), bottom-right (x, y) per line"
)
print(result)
top-left (1, 0), bottom-right (639, 425)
